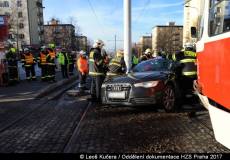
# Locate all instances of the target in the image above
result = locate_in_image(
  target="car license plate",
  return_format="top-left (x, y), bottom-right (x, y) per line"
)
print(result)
top-left (108, 92), bottom-right (126, 99)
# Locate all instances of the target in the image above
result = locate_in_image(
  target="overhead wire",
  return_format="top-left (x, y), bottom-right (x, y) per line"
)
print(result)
top-left (134, 0), bottom-right (151, 23)
top-left (86, 0), bottom-right (106, 36)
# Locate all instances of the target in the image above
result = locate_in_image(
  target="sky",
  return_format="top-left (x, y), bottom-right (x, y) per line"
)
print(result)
top-left (43, 0), bottom-right (184, 52)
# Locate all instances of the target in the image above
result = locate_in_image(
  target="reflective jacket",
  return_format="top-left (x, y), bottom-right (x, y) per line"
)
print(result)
top-left (89, 48), bottom-right (105, 76)
top-left (77, 56), bottom-right (88, 74)
top-left (132, 55), bottom-right (139, 65)
top-left (46, 50), bottom-right (56, 65)
top-left (21, 53), bottom-right (36, 66)
top-left (179, 51), bottom-right (197, 78)
top-left (38, 52), bottom-right (48, 65)
top-left (57, 52), bottom-right (69, 65)
top-left (107, 56), bottom-right (126, 76)
top-left (6, 50), bottom-right (17, 66)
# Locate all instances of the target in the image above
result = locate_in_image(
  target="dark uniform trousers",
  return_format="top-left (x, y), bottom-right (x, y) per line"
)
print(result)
top-left (48, 64), bottom-right (56, 80)
top-left (90, 75), bottom-right (105, 100)
top-left (8, 65), bottom-right (18, 81)
top-left (25, 65), bottom-right (36, 80)
top-left (40, 64), bottom-right (48, 81)
top-left (61, 64), bottom-right (68, 78)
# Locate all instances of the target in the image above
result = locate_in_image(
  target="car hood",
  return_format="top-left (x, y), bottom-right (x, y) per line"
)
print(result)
top-left (104, 71), bottom-right (171, 84)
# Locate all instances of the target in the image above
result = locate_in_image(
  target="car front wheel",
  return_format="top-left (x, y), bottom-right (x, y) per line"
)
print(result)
top-left (162, 85), bottom-right (176, 112)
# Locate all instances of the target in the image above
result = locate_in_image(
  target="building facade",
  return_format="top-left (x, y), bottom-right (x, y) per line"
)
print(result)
top-left (183, 0), bottom-right (204, 46)
top-left (44, 19), bottom-right (75, 49)
top-left (138, 36), bottom-right (152, 55)
top-left (0, 0), bottom-right (44, 48)
top-left (75, 35), bottom-right (87, 51)
top-left (152, 22), bottom-right (183, 54)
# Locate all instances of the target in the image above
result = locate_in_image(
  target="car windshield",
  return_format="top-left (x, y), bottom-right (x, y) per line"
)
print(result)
top-left (133, 58), bottom-right (172, 72)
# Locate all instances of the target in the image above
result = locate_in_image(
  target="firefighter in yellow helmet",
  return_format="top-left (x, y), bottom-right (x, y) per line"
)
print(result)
top-left (89, 39), bottom-right (106, 102)
top-left (140, 48), bottom-right (152, 62)
top-left (21, 48), bottom-right (37, 81)
top-left (5, 46), bottom-right (19, 84)
top-left (106, 49), bottom-right (126, 80)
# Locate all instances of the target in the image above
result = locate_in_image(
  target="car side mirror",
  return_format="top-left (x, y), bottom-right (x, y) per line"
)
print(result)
top-left (191, 27), bottom-right (197, 38)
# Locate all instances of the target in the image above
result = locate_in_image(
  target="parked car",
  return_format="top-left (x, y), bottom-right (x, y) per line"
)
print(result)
top-left (101, 58), bottom-right (182, 112)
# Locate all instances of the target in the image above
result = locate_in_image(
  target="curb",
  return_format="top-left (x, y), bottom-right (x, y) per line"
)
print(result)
top-left (35, 75), bottom-right (78, 99)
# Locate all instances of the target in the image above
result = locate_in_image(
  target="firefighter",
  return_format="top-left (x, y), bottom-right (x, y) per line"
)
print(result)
top-left (37, 46), bottom-right (48, 81)
top-left (173, 43), bottom-right (197, 94)
top-left (46, 47), bottom-right (56, 82)
top-left (140, 48), bottom-right (152, 62)
top-left (57, 48), bottom-right (69, 79)
top-left (106, 49), bottom-right (126, 80)
top-left (180, 43), bottom-right (197, 91)
top-left (5, 46), bottom-right (19, 84)
top-left (89, 39), bottom-right (106, 102)
top-left (68, 51), bottom-right (75, 76)
top-left (77, 50), bottom-right (89, 92)
top-left (21, 48), bottom-right (36, 81)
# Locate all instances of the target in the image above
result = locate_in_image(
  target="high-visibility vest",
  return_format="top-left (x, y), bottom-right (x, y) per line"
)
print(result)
top-left (180, 58), bottom-right (197, 77)
top-left (132, 56), bottom-right (139, 65)
top-left (47, 51), bottom-right (56, 64)
top-left (39, 52), bottom-right (47, 65)
top-left (89, 49), bottom-right (105, 76)
top-left (24, 53), bottom-right (34, 65)
top-left (107, 56), bottom-right (125, 76)
top-left (77, 56), bottom-right (88, 74)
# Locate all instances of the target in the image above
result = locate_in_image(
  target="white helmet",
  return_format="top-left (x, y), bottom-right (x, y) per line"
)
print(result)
top-left (93, 39), bottom-right (105, 48)
top-left (24, 48), bottom-right (29, 52)
top-left (79, 50), bottom-right (86, 56)
top-left (184, 43), bottom-right (194, 49)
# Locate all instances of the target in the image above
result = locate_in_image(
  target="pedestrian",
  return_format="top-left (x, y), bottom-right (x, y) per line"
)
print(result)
top-left (68, 51), bottom-right (75, 76)
top-left (106, 49), bottom-right (126, 80)
top-left (37, 46), bottom-right (48, 81)
top-left (77, 50), bottom-right (88, 92)
top-left (5, 46), bottom-right (19, 84)
top-left (89, 39), bottom-right (106, 102)
top-left (46, 47), bottom-right (56, 82)
top-left (57, 48), bottom-right (69, 79)
top-left (21, 48), bottom-right (36, 81)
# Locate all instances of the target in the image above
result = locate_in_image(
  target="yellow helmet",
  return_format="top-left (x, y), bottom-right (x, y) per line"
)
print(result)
top-left (145, 48), bottom-right (152, 55)
top-left (116, 49), bottom-right (124, 57)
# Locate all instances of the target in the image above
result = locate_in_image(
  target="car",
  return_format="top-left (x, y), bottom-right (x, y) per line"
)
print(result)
top-left (101, 58), bottom-right (182, 112)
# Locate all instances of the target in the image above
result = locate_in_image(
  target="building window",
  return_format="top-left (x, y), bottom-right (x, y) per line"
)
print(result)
top-left (209, 0), bottom-right (230, 36)
top-left (18, 12), bottom-right (23, 18)
top-left (19, 23), bottom-right (24, 29)
top-left (19, 34), bottom-right (25, 39)
top-left (17, 0), bottom-right (22, 7)
top-left (0, 1), bottom-right (10, 7)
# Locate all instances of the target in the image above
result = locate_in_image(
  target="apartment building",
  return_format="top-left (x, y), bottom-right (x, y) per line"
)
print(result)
top-left (152, 22), bottom-right (183, 54)
top-left (44, 19), bottom-right (75, 49)
top-left (0, 0), bottom-right (44, 48)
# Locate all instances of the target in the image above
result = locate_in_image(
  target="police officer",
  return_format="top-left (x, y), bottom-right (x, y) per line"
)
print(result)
top-left (37, 46), bottom-right (48, 81)
top-left (46, 47), bottom-right (56, 82)
top-left (5, 46), bottom-right (19, 84)
top-left (21, 48), bottom-right (36, 81)
top-left (89, 39), bottom-right (106, 102)
top-left (140, 48), bottom-right (152, 62)
top-left (106, 49), bottom-right (126, 80)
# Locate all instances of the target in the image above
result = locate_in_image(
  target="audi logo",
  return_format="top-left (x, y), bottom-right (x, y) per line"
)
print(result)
top-left (112, 85), bottom-right (122, 91)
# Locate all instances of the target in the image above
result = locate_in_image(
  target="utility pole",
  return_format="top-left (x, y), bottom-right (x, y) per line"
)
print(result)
top-left (108, 34), bottom-right (123, 54)
top-left (124, 0), bottom-right (132, 73)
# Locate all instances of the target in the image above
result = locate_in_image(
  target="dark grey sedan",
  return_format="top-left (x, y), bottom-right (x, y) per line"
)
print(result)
top-left (101, 58), bottom-right (182, 112)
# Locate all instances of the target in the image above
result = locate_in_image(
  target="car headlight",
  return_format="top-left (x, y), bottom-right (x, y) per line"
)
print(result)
top-left (134, 81), bottom-right (159, 88)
